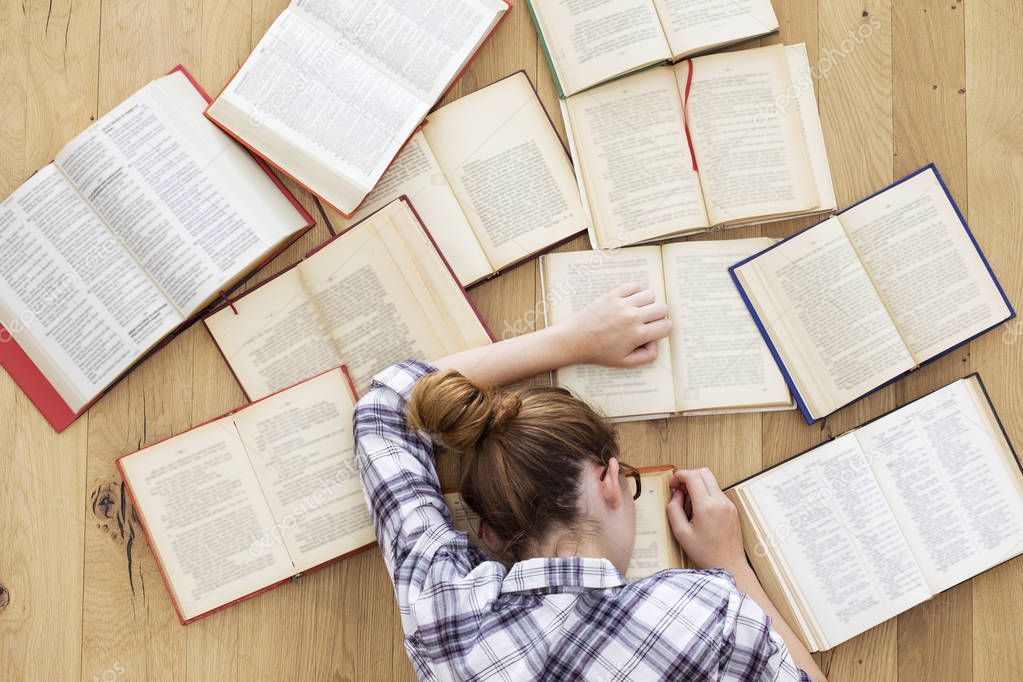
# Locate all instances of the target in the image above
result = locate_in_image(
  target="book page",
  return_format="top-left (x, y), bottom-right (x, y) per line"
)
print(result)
top-left (737, 435), bottom-right (932, 650)
top-left (838, 168), bottom-right (1011, 362)
top-left (733, 217), bottom-right (915, 419)
top-left (375, 200), bottom-right (493, 351)
top-left (424, 73), bottom-right (589, 271)
top-left (564, 67), bottom-right (708, 246)
top-left (203, 268), bottom-right (344, 400)
top-left (685, 45), bottom-right (819, 225)
top-left (55, 73), bottom-right (280, 315)
top-left (661, 238), bottom-right (790, 412)
top-left (233, 369), bottom-right (375, 573)
top-left (299, 215), bottom-right (451, 393)
top-left (626, 468), bottom-right (683, 580)
top-left (855, 378), bottom-right (1023, 594)
top-left (0, 165), bottom-right (179, 411)
top-left (119, 419), bottom-right (296, 621)
top-left (529, 0), bottom-right (671, 96)
top-left (785, 44), bottom-right (837, 212)
top-left (340, 131), bottom-right (492, 286)
top-left (653, 0), bottom-right (779, 58)
top-left (292, 0), bottom-right (505, 102)
top-left (213, 10), bottom-right (429, 204)
top-left (443, 492), bottom-right (489, 554)
top-left (543, 247), bottom-right (676, 418)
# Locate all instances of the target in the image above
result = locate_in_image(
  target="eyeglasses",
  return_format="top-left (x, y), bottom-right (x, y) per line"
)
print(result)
top-left (599, 460), bottom-right (642, 500)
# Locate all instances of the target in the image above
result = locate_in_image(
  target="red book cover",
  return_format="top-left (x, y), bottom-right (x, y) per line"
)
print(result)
top-left (117, 364), bottom-right (371, 625)
top-left (0, 64), bottom-right (315, 433)
top-left (205, 195), bottom-right (495, 402)
top-left (204, 1), bottom-right (512, 218)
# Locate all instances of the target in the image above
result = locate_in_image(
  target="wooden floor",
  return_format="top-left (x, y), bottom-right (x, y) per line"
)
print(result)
top-left (1, 0), bottom-right (1021, 680)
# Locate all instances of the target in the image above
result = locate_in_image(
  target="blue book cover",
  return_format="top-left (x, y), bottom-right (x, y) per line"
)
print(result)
top-left (729, 164), bottom-right (1015, 423)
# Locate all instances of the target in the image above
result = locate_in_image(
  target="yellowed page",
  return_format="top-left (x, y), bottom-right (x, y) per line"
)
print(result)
top-left (299, 214), bottom-right (450, 392)
top-left (732, 217), bottom-right (915, 419)
top-left (233, 369), bottom-right (375, 573)
top-left (855, 377), bottom-right (1023, 595)
top-left (838, 167), bottom-right (1011, 362)
top-left (530, 0), bottom-right (671, 96)
top-left (564, 67), bottom-right (708, 246)
top-left (626, 468), bottom-right (684, 580)
top-left (785, 44), bottom-right (836, 212)
top-left (379, 200), bottom-right (493, 350)
top-left (424, 73), bottom-right (589, 270)
top-left (653, 0), bottom-right (778, 58)
top-left (119, 419), bottom-right (296, 621)
top-left (339, 131), bottom-right (492, 286)
top-left (661, 238), bottom-right (790, 412)
top-left (735, 434), bottom-right (932, 650)
top-left (543, 247), bottom-right (676, 418)
top-left (685, 45), bottom-right (818, 225)
top-left (203, 268), bottom-right (343, 400)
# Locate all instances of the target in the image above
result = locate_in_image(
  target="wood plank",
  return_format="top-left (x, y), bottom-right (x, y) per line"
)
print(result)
top-left (80, 2), bottom-right (201, 680)
top-left (891, 2), bottom-right (973, 680)
top-left (0, 1), bottom-right (99, 681)
top-left (965, 1), bottom-right (1023, 681)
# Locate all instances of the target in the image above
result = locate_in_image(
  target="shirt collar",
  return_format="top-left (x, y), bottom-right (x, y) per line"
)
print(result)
top-left (501, 556), bottom-right (626, 595)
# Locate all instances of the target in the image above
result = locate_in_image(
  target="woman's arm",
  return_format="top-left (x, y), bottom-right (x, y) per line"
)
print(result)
top-left (433, 283), bottom-right (671, 386)
top-left (667, 468), bottom-right (827, 682)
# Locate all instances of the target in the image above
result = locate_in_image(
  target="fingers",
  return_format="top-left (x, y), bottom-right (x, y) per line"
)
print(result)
top-left (637, 302), bottom-right (669, 323)
top-left (613, 282), bottom-right (645, 299)
top-left (622, 340), bottom-right (658, 366)
top-left (673, 469), bottom-right (713, 509)
top-left (697, 467), bottom-right (723, 495)
top-left (623, 288), bottom-right (656, 308)
top-left (637, 317), bottom-right (672, 345)
top-left (666, 489), bottom-right (693, 538)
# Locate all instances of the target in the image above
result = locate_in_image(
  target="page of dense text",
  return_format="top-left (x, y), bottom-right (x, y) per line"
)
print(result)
top-left (733, 217), bottom-right (915, 418)
top-left (203, 268), bottom-right (344, 400)
top-left (299, 212), bottom-right (452, 393)
top-left (855, 377), bottom-right (1023, 594)
top-left (293, 0), bottom-right (505, 102)
top-left (0, 166), bottom-right (179, 411)
top-left (56, 72), bottom-right (290, 315)
top-left (662, 238), bottom-right (790, 412)
top-left (784, 44), bottom-right (836, 212)
top-left (339, 131), bottom-right (492, 286)
top-left (544, 247), bottom-right (676, 417)
top-left (565, 67), bottom-right (708, 246)
top-left (120, 420), bottom-right (296, 621)
top-left (685, 45), bottom-right (818, 225)
top-left (839, 168), bottom-right (1011, 362)
top-left (424, 73), bottom-right (589, 270)
top-left (530, 0), bottom-right (671, 96)
top-left (233, 369), bottom-right (374, 573)
top-left (653, 0), bottom-right (779, 58)
top-left (215, 11), bottom-right (429, 206)
top-left (738, 435), bottom-right (932, 649)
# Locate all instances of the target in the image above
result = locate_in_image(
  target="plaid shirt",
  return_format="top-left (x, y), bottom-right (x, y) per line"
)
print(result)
top-left (355, 361), bottom-right (811, 682)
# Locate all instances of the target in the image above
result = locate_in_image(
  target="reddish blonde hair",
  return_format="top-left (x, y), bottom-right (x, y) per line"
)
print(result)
top-left (408, 370), bottom-right (617, 561)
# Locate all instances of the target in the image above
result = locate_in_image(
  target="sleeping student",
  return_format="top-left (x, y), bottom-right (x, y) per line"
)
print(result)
top-left (354, 283), bottom-right (825, 681)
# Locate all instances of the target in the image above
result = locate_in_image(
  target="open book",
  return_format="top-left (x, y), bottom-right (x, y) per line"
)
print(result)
top-left (0, 66), bottom-right (314, 432)
top-left (336, 72), bottom-right (589, 286)
top-left (541, 239), bottom-right (792, 420)
top-left (205, 0), bottom-right (510, 217)
top-left (528, 0), bottom-right (779, 97)
top-left (445, 466), bottom-right (684, 581)
top-left (731, 165), bottom-right (1015, 423)
top-left (561, 43), bottom-right (836, 249)
top-left (119, 366), bottom-right (374, 623)
top-left (205, 198), bottom-right (494, 401)
top-left (727, 374), bottom-right (1023, 652)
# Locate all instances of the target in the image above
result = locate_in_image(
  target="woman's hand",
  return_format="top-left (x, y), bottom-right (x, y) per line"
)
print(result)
top-left (666, 468), bottom-right (748, 574)
top-left (551, 282), bottom-right (672, 367)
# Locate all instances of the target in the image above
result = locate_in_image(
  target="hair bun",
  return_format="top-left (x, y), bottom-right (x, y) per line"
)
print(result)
top-left (408, 370), bottom-right (520, 454)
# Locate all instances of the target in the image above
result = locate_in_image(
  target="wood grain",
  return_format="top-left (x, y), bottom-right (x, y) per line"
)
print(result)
top-left (0, 1), bottom-right (1020, 680)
